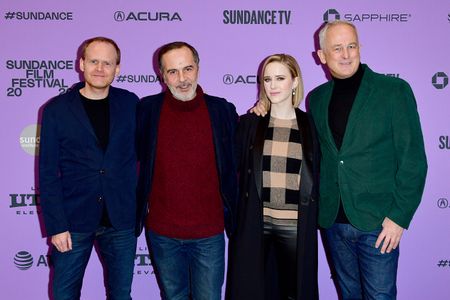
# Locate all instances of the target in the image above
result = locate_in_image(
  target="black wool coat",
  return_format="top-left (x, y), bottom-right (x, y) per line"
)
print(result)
top-left (226, 109), bottom-right (320, 300)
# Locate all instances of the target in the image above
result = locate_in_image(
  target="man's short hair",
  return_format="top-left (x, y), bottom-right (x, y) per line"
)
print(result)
top-left (318, 20), bottom-right (358, 50)
top-left (158, 41), bottom-right (200, 72)
top-left (80, 36), bottom-right (121, 65)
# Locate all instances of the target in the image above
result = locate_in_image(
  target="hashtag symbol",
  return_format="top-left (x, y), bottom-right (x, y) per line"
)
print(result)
top-left (116, 75), bottom-right (126, 83)
top-left (4, 11), bottom-right (15, 19)
top-left (437, 260), bottom-right (449, 267)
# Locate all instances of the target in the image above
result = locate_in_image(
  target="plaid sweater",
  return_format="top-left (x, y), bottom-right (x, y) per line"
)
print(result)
top-left (262, 117), bottom-right (302, 226)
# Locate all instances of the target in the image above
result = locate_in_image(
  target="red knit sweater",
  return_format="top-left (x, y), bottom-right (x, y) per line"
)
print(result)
top-left (146, 87), bottom-right (224, 239)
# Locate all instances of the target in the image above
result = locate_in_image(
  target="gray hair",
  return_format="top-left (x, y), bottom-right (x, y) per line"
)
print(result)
top-left (318, 20), bottom-right (358, 50)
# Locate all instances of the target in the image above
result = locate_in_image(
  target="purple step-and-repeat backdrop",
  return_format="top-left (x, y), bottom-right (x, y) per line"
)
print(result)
top-left (1, 0), bottom-right (449, 299)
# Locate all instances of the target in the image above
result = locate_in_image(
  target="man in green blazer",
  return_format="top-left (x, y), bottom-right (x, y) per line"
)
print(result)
top-left (309, 20), bottom-right (427, 299)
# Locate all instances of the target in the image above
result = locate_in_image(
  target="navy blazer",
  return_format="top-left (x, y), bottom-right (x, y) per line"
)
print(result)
top-left (136, 92), bottom-right (239, 237)
top-left (39, 82), bottom-right (139, 236)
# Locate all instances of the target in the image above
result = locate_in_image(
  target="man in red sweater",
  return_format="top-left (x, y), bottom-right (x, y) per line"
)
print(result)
top-left (136, 41), bottom-right (239, 300)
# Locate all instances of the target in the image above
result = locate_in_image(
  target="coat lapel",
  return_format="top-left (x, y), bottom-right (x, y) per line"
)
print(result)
top-left (295, 109), bottom-right (314, 205)
top-left (253, 114), bottom-right (269, 200)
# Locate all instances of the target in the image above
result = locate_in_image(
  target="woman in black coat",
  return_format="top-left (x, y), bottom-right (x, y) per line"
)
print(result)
top-left (226, 54), bottom-right (320, 300)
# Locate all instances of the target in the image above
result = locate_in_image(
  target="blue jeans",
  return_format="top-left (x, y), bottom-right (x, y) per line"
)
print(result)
top-left (146, 230), bottom-right (225, 300)
top-left (51, 227), bottom-right (137, 300)
top-left (326, 223), bottom-right (399, 300)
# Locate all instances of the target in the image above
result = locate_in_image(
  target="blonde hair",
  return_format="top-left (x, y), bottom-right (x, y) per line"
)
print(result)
top-left (259, 54), bottom-right (303, 112)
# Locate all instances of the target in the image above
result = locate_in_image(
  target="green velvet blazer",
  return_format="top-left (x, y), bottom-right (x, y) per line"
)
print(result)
top-left (309, 64), bottom-right (427, 231)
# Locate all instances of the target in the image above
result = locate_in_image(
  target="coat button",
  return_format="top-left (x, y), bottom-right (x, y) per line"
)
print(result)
top-left (247, 169), bottom-right (252, 174)
top-left (98, 196), bottom-right (103, 202)
top-left (99, 169), bottom-right (105, 174)
top-left (245, 192), bottom-right (249, 198)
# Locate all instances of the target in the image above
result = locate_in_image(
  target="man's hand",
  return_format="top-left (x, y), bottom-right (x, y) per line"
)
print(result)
top-left (249, 101), bottom-right (267, 117)
top-left (51, 231), bottom-right (72, 253)
top-left (375, 217), bottom-right (404, 254)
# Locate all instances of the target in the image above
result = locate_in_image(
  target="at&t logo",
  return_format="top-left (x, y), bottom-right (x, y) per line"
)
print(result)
top-left (13, 251), bottom-right (50, 270)
top-left (432, 72), bottom-right (448, 89)
top-left (14, 251), bottom-right (33, 270)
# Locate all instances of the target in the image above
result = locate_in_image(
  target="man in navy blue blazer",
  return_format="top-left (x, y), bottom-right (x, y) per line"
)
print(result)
top-left (136, 41), bottom-right (238, 300)
top-left (39, 37), bottom-right (138, 299)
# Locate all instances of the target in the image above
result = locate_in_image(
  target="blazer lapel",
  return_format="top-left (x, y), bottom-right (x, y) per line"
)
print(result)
top-left (108, 89), bottom-right (120, 140)
top-left (317, 84), bottom-right (339, 153)
top-left (340, 68), bottom-right (373, 151)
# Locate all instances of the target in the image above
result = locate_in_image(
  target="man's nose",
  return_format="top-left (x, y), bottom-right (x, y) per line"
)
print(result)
top-left (341, 47), bottom-right (350, 59)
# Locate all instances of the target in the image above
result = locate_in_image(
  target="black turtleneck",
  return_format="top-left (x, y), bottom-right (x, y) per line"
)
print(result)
top-left (80, 92), bottom-right (110, 152)
top-left (328, 64), bottom-right (364, 150)
top-left (328, 64), bottom-right (364, 224)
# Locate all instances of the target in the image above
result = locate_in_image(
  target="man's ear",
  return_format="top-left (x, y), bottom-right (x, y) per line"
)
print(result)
top-left (115, 64), bottom-right (120, 77)
top-left (79, 58), bottom-right (85, 72)
top-left (317, 50), bottom-right (327, 65)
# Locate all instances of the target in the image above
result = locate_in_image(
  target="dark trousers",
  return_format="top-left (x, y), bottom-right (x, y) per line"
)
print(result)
top-left (51, 227), bottom-right (136, 300)
top-left (263, 223), bottom-right (297, 300)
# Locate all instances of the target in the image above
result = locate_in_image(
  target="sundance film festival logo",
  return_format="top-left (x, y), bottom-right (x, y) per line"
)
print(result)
top-left (223, 74), bottom-right (258, 85)
top-left (323, 9), bottom-right (411, 22)
top-left (116, 74), bottom-right (161, 84)
top-left (20, 124), bottom-right (40, 156)
top-left (13, 251), bottom-right (49, 270)
top-left (6, 59), bottom-right (72, 97)
top-left (4, 11), bottom-right (73, 21)
top-left (432, 72), bottom-right (448, 89)
top-left (114, 11), bottom-right (182, 22)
